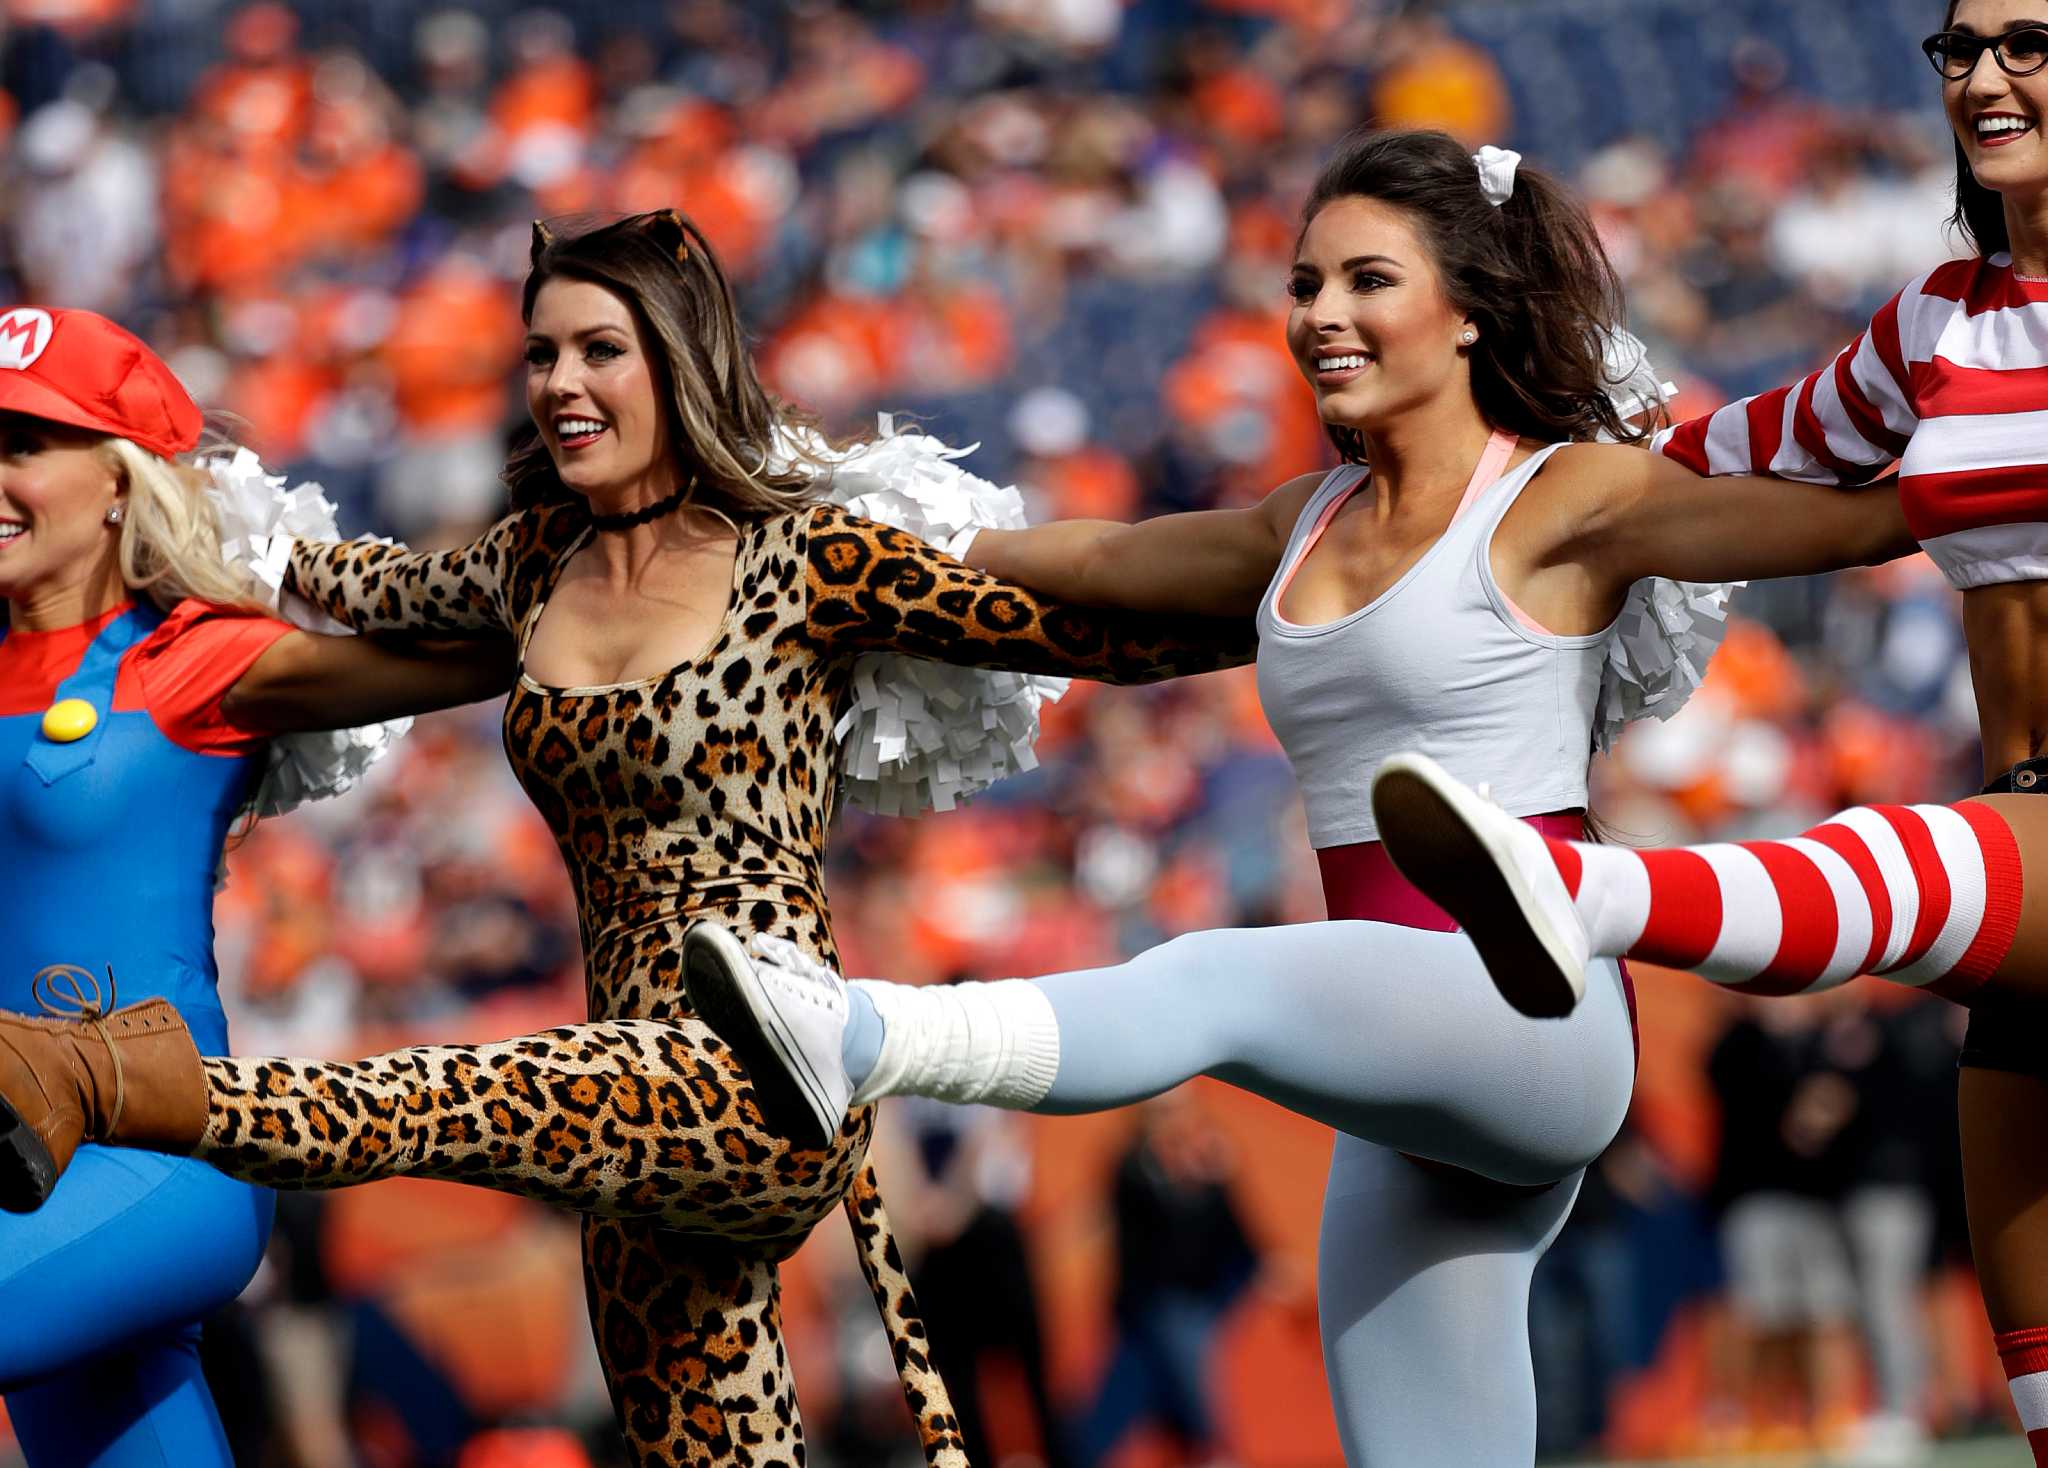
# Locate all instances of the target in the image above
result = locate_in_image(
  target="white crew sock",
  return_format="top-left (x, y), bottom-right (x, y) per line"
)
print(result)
top-left (848, 978), bottom-right (1062, 1109)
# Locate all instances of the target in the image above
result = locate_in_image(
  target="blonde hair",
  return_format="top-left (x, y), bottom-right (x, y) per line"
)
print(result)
top-left (99, 429), bottom-right (268, 614)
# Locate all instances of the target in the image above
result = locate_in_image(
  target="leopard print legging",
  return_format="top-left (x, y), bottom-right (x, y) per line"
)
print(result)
top-left (201, 1023), bottom-right (835, 1237)
top-left (199, 1023), bottom-right (936, 1461)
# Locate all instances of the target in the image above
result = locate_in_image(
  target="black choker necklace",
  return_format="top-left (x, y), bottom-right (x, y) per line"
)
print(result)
top-left (588, 480), bottom-right (693, 532)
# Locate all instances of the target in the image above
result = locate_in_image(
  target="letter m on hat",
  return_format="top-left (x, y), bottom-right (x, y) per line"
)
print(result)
top-left (0, 308), bottom-right (53, 370)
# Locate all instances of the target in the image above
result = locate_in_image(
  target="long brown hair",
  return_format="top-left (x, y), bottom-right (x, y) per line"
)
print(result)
top-left (1298, 129), bottom-right (1649, 462)
top-left (509, 209), bottom-right (844, 514)
top-left (1944, 0), bottom-right (2015, 256)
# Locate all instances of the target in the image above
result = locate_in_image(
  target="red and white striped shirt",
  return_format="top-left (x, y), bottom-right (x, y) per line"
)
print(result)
top-left (1655, 252), bottom-right (2048, 590)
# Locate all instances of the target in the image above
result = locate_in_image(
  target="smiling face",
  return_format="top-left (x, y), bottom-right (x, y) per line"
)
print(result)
top-left (1944, 0), bottom-right (2048, 199)
top-left (1285, 196), bottom-right (1476, 434)
top-left (0, 412), bottom-right (123, 607)
top-left (523, 276), bottom-right (676, 506)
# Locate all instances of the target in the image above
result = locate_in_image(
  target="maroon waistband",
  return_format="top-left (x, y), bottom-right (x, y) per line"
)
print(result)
top-left (1317, 811), bottom-right (1589, 928)
top-left (1317, 809), bottom-right (1641, 1062)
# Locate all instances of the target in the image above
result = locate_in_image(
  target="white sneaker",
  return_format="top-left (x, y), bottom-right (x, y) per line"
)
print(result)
top-left (682, 923), bottom-right (853, 1148)
top-left (1369, 752), bottom-right (1590, 1017)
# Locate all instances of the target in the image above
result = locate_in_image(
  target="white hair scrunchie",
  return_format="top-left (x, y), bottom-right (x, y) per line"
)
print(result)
top-left (1473, 145), bottom-right (1522, 207)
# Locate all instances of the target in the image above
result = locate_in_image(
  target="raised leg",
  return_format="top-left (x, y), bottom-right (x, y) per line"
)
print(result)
top-left (695, 919), bottom-right (1636, 1186)
top-left (195, 1018), bottom-right (866, 1242)
top-left (898, 923), bottom-right (1634, 1186)
top-left (1371, 753), bottom-right (2038, 1014)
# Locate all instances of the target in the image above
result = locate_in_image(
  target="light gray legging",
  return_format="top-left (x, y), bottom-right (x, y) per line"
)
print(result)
top-left (973, 921), bottom-right (1635, 1465)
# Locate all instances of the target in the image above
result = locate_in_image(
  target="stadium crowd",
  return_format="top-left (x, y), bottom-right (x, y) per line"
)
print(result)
top-left (0, 0), bottom-right (2010, 1463)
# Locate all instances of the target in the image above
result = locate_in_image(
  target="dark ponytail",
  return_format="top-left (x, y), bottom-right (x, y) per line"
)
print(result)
top-left (1299, 128), bottom-right (1650, 464)
top-left (1944, 0), bottom-right (2014, 256)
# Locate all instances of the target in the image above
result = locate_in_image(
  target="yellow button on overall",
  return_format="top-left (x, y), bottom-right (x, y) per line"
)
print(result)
top-left (40, 699), bottom-right (98, 743)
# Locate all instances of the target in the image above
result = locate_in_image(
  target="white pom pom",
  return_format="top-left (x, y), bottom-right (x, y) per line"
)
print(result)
top-left (201, 449), bottom-right (411, 818)
top-left (1600, 325), bottom-right (1677, 427)
top-left (1589, 328), bottom-right (1739, 750)
top-left (1591, 576), bottom-right (1741, 753)
top-left (790, 417), bottom-right (1068, 815)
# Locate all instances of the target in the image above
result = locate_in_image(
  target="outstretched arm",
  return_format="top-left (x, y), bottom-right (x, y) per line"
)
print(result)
top-left (961, 475), bottom-right (1320, 617)
top-left (284, 505), bottom-right (584, 637)
top-left (1552, 442), bottom-right (1918, 589)
top-left (222, 630), bottom-right (518, 735)
top-left (1546, 280), bottom-right (1931, 594)
top-left (804, 504), bottom-right (1257, 682)
top-left (1655, 282), bottom-right (1919, 486)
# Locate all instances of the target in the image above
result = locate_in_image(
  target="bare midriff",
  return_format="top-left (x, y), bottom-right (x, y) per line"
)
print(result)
top-left (1965, 582), bottom-right (2048, 781)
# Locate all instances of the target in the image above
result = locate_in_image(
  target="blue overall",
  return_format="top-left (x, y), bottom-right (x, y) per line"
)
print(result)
top-left (0, 605), bottom-right (275, 1468)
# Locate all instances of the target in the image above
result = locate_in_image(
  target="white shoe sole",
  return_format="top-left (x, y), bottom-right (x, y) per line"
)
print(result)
top-left (682, 923), bottom-right (840, 1149)
top-left (1370, 753), bottom-right (1586, 1018)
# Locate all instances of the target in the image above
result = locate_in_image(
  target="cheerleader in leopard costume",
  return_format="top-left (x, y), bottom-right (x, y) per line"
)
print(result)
top-left (0, 213), bottom-right (1252, 1468)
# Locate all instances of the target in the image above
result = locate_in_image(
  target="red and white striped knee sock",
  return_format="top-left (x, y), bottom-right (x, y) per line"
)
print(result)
top-left (1999, 1327), bottom-right (2048, 1464)
top-left (1544, 802), bottom-right (2023, 999)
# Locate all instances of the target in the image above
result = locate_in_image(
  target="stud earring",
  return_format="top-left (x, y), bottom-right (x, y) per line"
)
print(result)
top-left (1461, 329), bottom-right (1478, 346)
top-left (104, 505), bottom-right (122, 525)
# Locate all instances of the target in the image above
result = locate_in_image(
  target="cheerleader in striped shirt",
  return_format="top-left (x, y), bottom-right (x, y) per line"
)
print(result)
top-left (1372, 5), bottom-right (2048, 1459)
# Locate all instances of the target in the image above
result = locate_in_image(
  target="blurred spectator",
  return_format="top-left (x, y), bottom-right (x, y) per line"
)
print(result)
top-left (899, 1093), bottom-right (1070, 1468)
top-left (1767, 131), bottom-right (1953, 311)
top-left (1705, 998), bottom-right (1869, 1454)
top-left (5, 91), bottom-right (155, 311)
top-left (376, 251), bottom-right (520, 534)
top-left (1071, 1092), bottom-right (1257, 1468)
top-left (1689, 39), bottom-right (1841, 204)
top-left (1830, 996), bottom-right (1946, 1465)
top-left (1365, 15), bottom-right (1511, 149)
top-left (1009, 386), bottom-right (1141, 523)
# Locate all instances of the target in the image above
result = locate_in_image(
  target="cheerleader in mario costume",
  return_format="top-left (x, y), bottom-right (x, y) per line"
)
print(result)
top-left (0, 304), bottom-right (508, 1468)
top-left (1367, 6), bottom-right (2048, 1459)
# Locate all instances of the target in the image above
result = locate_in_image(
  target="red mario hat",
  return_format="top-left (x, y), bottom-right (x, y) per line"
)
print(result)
top-left (0, 306), bottom-right (202, 459)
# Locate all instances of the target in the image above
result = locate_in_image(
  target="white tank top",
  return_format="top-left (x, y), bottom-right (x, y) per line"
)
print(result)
top-left (1255, 440), bottom-right (1607, 847)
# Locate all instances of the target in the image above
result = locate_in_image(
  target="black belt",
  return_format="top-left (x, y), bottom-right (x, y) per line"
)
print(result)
top-left (1982, 753), bottom-right (2048, 794)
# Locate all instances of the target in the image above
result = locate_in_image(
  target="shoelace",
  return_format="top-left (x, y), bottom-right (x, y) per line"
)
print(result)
top-left (31, 963), bottom-right (125, 1135)
top-left (745, 933), bottom-right (846, 999)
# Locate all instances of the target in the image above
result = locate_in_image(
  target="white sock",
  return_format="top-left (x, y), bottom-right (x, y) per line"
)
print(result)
top-left (848, 978), bottom-right (1061, 1110)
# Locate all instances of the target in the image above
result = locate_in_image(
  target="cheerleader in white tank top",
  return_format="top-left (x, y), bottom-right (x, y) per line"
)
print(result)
top-left (685, 131), bottom-right (1915, 1464)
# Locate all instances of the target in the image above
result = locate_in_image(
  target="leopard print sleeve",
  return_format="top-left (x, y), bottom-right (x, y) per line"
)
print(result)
top-left (802, 503), bottom-right (1256, 683)
top-left (284, 504), bottom-right (585, 637)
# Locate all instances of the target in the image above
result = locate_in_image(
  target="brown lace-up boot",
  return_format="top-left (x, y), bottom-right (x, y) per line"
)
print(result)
top-left (0, 966), bottom-right (208, 1212)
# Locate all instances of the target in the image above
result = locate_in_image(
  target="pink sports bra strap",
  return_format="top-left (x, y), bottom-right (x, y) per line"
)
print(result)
top-left (1451, 428), bottom-right (1522, 522)
top-left (1272, 429), bottom-right (1523, 614)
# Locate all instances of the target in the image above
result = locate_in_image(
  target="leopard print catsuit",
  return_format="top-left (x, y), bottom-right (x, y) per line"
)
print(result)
top-left (192, 499), bottom-right (1252, 1468)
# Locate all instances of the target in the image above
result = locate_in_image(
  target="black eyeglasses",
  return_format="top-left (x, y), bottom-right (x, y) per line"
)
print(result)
top-left (1923, 26), bottom-right (2048, 79)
